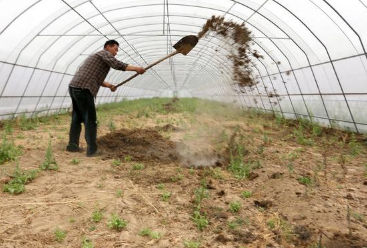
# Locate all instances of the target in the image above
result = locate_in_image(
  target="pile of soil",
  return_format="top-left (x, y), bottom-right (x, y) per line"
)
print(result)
top-left (98, 128), bottom-right (179, 163)
top-left (198, 15), bottom-right (259, 88)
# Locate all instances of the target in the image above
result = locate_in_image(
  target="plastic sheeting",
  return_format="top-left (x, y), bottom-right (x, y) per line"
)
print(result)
top-left (0, 0), bottom-right (366, 132)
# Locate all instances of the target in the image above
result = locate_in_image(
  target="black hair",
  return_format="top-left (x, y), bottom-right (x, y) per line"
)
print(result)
top-left (104, 40), bottom-right (119, 48)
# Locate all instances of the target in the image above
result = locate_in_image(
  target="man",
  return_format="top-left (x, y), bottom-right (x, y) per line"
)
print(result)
top-left (66, 40), bottom-right (145, 156)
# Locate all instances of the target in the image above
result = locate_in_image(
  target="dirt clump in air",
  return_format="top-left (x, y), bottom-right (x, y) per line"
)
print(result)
top-left (198, 15), bottom-right (260, 88)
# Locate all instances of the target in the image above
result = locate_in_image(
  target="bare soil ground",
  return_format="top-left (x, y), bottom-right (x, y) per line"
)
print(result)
top-left (1, 99), bottom-right (367, 248)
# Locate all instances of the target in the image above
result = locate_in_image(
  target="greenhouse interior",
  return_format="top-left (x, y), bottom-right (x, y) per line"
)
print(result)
top-left (1, 0), bottom-right (367, 247)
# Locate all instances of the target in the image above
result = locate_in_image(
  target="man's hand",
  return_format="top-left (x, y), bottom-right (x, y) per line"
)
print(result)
top-left (110, 85), bottom-right (117, 92)
top-left (135, 67), bottom-right (146, 74)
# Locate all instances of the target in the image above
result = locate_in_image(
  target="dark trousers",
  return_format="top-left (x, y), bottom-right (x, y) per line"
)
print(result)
top-left (68, 86), bottom-right (97, 154)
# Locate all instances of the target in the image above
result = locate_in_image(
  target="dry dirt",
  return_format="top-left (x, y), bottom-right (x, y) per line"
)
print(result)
top-left (1, 100), bottom-right (367, 248)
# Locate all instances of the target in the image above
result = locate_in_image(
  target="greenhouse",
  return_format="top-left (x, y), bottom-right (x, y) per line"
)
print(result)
top-left (0, 0), bottom-right (367, 247)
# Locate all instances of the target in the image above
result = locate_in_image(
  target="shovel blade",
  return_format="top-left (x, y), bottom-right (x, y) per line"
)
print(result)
top-left (173, 35), bottom-right (199, 55)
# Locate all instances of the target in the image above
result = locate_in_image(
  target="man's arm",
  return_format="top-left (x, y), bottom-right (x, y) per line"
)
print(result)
top-left (102, 81), bottom-right (116, 92)
top-left (125, 64), bottom-right (145, 74)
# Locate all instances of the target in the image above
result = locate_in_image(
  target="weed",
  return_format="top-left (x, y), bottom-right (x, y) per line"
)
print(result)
top-left (294, 124), bottom-right (314, 146)
top-left (3, 165), bottom-right (38, 194)
top-left (91, 210), bottom-right (103, 223)
top-left (184, 240), bottom-right (201, 248)
top-left (54, 228), bottom-right (66, 242)
top-left (156, 184), bottom-right (165, 190)
top-left (40, 141), bottom-right (58, 171)
top-left (351, 211), bottom-right (364, 222)
top-left (228, 218), bottom-right (244, 229)
top-left (229, 201), bottom-right (241, 213)
top-left (171, 173), bottom-right (183, 182)
top-left (287, 163), bottom-right (294, 174)
top-left (161, 191), bottom-right (172, 202)
top-left (116, 189), bottom-right (123, 197)
top-left (132, 163), bottom-right (145, 170)
top-left (124, 155), bottom-right (132, 162)
top-left (89, 226), bottom-right (96, 231)
top-left (139, 228), bottom-right (161, 239)
top-left (348, 133), bottom-right (361, 156)
top-left (267, 220), bottom-right (276, 229)
top-left (4, 121), bottom-right (13, 134)
top-left (241, 191), bottom-right (252, 198)
top-left (69, 217), bottom-right (75, 223)
top-left (82, 238), bottom-right (94, 248)
top-left (298, 176), bottom-right (313, 186)
top-left (112, 159), bottom-right (121, 166)
top-left (107, 214), bottom-right (127, 231)
top-left (192, 211), bottom-right (209, 231)
top-left (19, 114), bottom-right (38, 130)
top-left (0, 134), bottom-right (22, 165)
top-left (108, 119), bottom-right (116, 131)
top-left (364, 164), bottom-right (367, 178)
top-left (263, 133), bottom-right (272, 144)
top-left (195, 186), bottom-right (209, 210)
top-left (71, 158), bottom-right (80, 165)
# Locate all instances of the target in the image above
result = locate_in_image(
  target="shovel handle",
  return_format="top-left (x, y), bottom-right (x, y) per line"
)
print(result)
top-left (113, 50), bottom-right (179, 89)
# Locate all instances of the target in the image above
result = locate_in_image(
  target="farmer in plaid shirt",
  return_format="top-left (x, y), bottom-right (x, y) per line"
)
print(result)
top-left (66, 40), bottom-right (145, 156)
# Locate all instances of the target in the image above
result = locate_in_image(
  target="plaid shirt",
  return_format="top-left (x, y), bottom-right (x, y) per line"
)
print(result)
top-left (69, 50), bottom-right (128, 97)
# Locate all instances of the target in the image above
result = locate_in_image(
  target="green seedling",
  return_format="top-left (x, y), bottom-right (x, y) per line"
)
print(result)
top-left (298, 176), bottom-right (313, 186)
top-left (241, 191), bottom-right (252, 198)
top-left (229, 201), bottom-right (241, 213)
top-left (267, 220), bottom-right (276, 229)
top-left (71, 158), bottom-right (80, 165)
top-left (116, 189), bottom-right (123, 197)
top-left (112, 159), bottom-right (121, 166)
top-left (124, 155), bottom-right (132, 162)
top-left (54, 228), bottom-right (66, 242)
top-left (156, 184), bottom-right (165, 190)
top-left (82, 238), bottom-right (94, 248)
top-left (228, 218), bottom-right (244, 229)
top-left (192, 211), bottom-right (209, 231)
top-left (40, 141), bottom-right (58, 170)
top-left (132, 163), bottom-right (145, 170)
top-left (139, 228), bottom-right (161, 239)
top-left (91, 210), bottom-right (103, 223)
top-left (0, 134), bottom-right (22, 165)
top-left (3, 165), bottom-right (38, 194)
top-left (107, 214), bottom-right (127, 231)
top-left (161, 191), bottom-right (172, 202)
top-left (184, 240), bottom-right (201, 248)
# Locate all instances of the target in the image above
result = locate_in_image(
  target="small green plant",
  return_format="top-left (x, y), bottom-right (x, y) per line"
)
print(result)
top-left (40, 141), bottom-right (58, 170)
top-left (192, 211), bottom-right (209, 231)
top-left (228, 218), bottom-right (244, 229)
top-left (116, 189), bottom-right (123, 197)
top-left (82, 238), bottom-right (94, 248)
top-left (124, 155), bottom-right (132, 162)
top-left (161, 191), bottom-right (172, 202)
top-left (132, 163), bottom-right (145, 170)
top-left (139, 228), bottom-right (161, 239)
top-left (71, 158), bottom-right (80, 165)
top-left (287, 162), bottom-right (294, 173)
top-left (107, 119), bottom-right (116, 131)
top-left (294, 124), bottom-right (314, 146)
top-left (171, 173), bottom-right (183, 182)
top-left (107, 214), bottom-right (127, 231)
top-left (267, 220), bottom-right (276, 229)
top-left (112, 159), bottom-right (121, 166)
top-left (184, 240), bottom-right (201, 248)
top-left (156, 184), bottom-right (165, 190)
top-left (19, 114), bottom-right (38, 131)
top-left (54, 228), bottom-right (66, 242)
top-left (364, 164), bottom-right (367, 178)
top-left (298, 176), bottom-right (313, 186)
top-left (91, 210), bottom-right (103, 223)
top-left (229, 201), bottom-right (241, 213)
top-left (4, 121), bottom-right (13, 135)
top-left (195, 186), bottom-right (209, 210)
top-left (348, 133), bottom-right (361, 156)
top-left (3, 165), bottom-right (38, 194)
top-left (351, 211), bottom-right (364, 222)
top-left (0, 134), bottom-right (22, 165)
top-left (241, 191), bottom-right (252, 198)
top-left (69, 217), bottom-right (75, 223)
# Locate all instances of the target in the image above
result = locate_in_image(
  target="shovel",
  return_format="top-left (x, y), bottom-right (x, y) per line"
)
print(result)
top-left (113, 35), bottom-right (199, 89)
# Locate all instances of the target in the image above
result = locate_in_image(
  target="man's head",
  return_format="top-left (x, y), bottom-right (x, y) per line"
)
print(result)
top-left (104, 40), bottom-right (119, 56)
